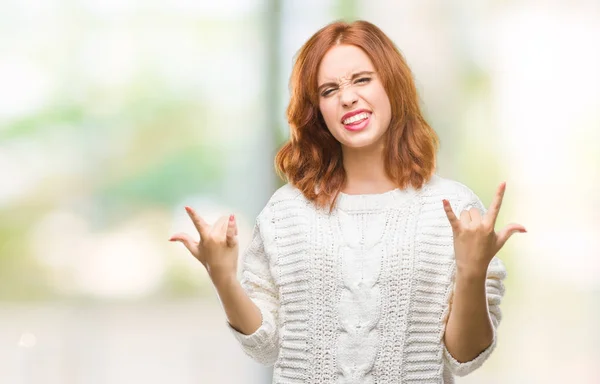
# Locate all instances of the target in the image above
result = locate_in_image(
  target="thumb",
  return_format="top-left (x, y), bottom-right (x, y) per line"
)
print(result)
top-left (169, 232), bottom-right (199, 258)
top-left (496, 223), bottom-right (527, 250)
top-left (226, 214), bottom-right (238, 248)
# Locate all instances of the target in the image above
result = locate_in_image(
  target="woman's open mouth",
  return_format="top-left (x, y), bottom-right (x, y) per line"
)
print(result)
top-left (342, 112), bottom-right (371, 131)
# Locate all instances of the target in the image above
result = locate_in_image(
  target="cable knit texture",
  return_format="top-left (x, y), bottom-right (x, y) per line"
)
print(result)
top-left (227, 174), bottom-right (506, 383)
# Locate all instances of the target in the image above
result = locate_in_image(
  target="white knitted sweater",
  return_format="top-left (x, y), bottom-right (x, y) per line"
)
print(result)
top-left (228, 175), bottom-right (506, 383)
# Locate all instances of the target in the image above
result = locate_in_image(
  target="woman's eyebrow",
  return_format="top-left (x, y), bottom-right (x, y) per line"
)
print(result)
top-left (318, 71), bottom-right (375, 93)
top-left (350, 70), bottom-right (375, 79)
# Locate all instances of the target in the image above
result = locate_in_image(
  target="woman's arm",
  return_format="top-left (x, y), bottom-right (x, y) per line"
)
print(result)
top-left (442, 256), bottom-right (506, 376)
top-left (170, 207), bottom-right (280, 365)
top-left (441, 182), bottom-right (521, 376)
top-left (212, 274), bottom-right (263, 336)
top-left (224, 212), bottom-right (281, 366)
top-left (443, 269), bottom-right (494, 363)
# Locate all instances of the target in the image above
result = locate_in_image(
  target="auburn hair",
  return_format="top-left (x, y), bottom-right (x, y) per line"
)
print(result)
top-left (275, 20), bottom-right (439, 211)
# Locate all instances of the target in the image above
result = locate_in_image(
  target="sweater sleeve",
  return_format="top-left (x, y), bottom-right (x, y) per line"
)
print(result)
top-left (442, 188), bottom-right (508, 377)
top-left (226, 210), bottom-right (280, 366)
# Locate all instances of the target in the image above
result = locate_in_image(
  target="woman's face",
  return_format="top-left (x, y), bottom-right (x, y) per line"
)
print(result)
top-left (317, 44), bottom-right (392, 152)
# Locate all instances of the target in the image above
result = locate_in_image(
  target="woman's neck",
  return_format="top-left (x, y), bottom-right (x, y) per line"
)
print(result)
top-left (341, 146), bottom-right (397, 195)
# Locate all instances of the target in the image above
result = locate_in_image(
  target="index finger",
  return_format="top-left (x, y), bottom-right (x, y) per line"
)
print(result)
top-left (185, 206), bottom-right (209, 238)
top-left (486, 182), bottom-right (506, 226)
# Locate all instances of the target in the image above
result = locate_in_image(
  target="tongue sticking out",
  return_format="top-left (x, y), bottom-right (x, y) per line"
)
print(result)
top-left (343, 112), bottom-right (370, 125)
top-left (343, 114), bottom-right (371, 131)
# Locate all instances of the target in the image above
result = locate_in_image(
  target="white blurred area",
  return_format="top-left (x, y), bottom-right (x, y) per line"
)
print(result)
top-left (1, 0), bottom-right (598, 383)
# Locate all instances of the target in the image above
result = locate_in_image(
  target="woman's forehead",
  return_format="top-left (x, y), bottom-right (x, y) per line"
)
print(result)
top-left (318, 45), bottom-right (375, 82)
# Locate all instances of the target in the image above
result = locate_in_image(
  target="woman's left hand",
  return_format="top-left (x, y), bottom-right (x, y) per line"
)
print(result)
top-left (442, 182), bottom-right (526, 277)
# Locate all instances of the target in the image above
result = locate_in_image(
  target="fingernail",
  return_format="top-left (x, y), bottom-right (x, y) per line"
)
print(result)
top-left (229, 214), bottom-right (235, 222)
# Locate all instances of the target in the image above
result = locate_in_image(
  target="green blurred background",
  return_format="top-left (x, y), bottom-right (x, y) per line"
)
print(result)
top-left (1, 0), bottom-right (599, 383)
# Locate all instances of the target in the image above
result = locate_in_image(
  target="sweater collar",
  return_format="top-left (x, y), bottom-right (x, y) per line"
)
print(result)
top-left (335, 186), bottom-right (418, 211)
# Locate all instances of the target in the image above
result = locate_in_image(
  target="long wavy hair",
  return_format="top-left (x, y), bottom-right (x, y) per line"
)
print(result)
top-left (275, 20), bottom-right (439, 211)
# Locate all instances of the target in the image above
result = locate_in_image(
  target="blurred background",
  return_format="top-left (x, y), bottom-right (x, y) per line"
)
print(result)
top-left (1, 0), bottom-right (598, 383)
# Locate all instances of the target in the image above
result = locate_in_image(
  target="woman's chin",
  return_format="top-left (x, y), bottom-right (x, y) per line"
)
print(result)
top-left (340, 130), bottom-right (389, 150)
top-left (340, 138), bottom-right (381, 151)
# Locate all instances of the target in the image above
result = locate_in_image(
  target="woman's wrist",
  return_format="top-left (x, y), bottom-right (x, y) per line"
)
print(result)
top-left (210, 271), bottom-right (238, 290)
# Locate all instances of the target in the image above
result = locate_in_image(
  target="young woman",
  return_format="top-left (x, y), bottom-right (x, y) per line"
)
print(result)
top-left (170, 20), bottom-right (525, 383)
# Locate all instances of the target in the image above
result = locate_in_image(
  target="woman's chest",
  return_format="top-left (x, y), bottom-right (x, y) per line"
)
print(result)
top-left (270, 204), bottom-right (455, 288)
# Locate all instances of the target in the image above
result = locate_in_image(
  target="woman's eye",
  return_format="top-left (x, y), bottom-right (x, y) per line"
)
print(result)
top-left (322, 88), bottom-right (336, 97)
top-left (355, 77), bottom-right (371, 84)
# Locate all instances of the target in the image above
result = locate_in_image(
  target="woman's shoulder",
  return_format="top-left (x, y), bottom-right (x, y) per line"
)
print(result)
top-left (268, 183), bottom-right (306, 204)
top-left (256, 183), bottom-right (310, 221)
top-left (424, 174), bottom-right (485, 212)
top-left (424, 174), bottom-right (478, 199)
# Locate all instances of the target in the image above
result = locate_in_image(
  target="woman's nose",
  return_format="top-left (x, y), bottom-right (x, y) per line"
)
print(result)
top-left (340, 91), bottom-right (358, 108)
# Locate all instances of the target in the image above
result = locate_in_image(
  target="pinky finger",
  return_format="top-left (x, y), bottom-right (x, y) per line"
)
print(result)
top-left (442, 199), bottom-right (461, 232)
top-left (226, 215), bottom-right (238, 248)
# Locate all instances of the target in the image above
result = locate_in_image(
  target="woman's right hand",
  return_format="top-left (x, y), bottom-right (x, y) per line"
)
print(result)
top-left (169, 206), bottom-right (239, 283)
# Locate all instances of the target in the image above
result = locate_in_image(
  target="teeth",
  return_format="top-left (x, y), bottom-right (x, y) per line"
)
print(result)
top-left (343, 112), bottom-right (370, 125)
